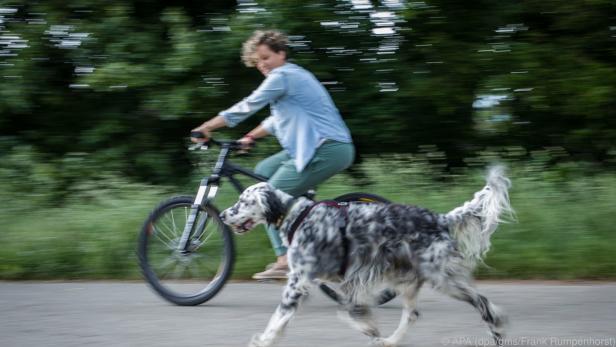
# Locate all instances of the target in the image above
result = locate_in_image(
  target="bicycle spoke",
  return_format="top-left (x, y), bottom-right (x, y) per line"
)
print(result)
top-left (199, 226), bottom-right (217, 244)
top-left (171, 262), bottom-right (187, 280)
top-left (157, 256), bottom-right (179, 279)
top-left (156, 214), bottom-right (179, 238)
top-left (154, 227), bottom-right (173, 249)
top-left (160, 259), bottom-right (183, 280)
top-left (170, 209), bottom-right (178, 236)
top-left (196, 218), bottom-right (221, 247)
top-left (152, 226), bottom-right (175, 250)
top-left (160, 214), bottom-right (180, 238)
top-left (192, 255), bottom-right (217, 277)
top-left (184, 262), bottom-right (197, 279)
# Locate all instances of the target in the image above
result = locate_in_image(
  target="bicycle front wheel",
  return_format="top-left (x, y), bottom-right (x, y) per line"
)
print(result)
top-left (137, 196), bottom-right (234, 306)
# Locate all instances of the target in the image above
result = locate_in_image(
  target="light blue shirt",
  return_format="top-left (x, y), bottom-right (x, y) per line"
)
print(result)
top-left (219, 62), bottom-right (352, 172)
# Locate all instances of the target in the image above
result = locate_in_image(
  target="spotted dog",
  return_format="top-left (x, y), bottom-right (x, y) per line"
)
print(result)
top-left (220, 166), bottom-right (514, 347)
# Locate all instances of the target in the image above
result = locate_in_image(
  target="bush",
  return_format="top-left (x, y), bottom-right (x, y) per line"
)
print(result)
top-left (1, 144), bottom-right (615, 280)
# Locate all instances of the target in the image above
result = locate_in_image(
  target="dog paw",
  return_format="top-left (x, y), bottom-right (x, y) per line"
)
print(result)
top-left (371, 337), bottom-right (397, 347)
top-left (496, 312), bottom-right (510, 330)
top-left (491, 305), bottom-right (509, 335)
top-left (248, 333), bottom-right (270, 347)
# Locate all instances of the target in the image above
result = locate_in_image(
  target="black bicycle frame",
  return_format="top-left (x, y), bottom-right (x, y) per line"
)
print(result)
top-left (177, 144), bottom-right (267, 253)
top-left (222, 162), bottom-right (268, 193)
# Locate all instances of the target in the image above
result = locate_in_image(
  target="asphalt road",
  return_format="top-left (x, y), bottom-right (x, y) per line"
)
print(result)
top-left (1, 281), bottom-right (615, 347)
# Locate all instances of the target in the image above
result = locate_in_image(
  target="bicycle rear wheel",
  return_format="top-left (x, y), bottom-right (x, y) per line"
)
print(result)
top-left (138, 196), bottom-right (234, 306)
top-left (333, 192), bottom-right (390, 204)
top-left (318, 192), bottom-right (397, 305)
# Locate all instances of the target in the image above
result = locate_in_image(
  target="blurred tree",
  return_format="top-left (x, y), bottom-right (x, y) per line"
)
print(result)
top-left (0, 0), bottom-right (614, 188)
top-left (472, 0), bottom-right (616, 161)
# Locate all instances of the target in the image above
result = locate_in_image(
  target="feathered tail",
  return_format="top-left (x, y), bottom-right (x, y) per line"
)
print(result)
top-left (445, 165), bottom-right (515, 267)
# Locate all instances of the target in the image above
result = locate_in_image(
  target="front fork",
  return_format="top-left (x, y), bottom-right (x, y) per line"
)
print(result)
top-left (177, 176), bottom-right (219, 253)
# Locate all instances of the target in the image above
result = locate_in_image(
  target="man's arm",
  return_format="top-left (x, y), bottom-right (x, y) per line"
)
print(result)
top-left (238, 124), bottom-right (270, 151)
top-left (190, 115), bottom-right (227, 142)
top-left (244, 124), bottom-right (270, 140)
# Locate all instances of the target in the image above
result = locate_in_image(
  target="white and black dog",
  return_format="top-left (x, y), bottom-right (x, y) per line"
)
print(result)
top-left (220, 166), bottom-right (514, 347)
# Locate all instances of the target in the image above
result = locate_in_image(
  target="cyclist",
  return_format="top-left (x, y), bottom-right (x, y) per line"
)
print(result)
top-left (191, 30), bottom-right (354, 280)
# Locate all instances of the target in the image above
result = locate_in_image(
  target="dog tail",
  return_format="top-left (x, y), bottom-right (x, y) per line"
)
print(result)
top-left (444, 165), bottom-right (515, 267)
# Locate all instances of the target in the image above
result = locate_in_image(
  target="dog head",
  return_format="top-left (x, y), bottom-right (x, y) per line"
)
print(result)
top-left (220, 182), bottom-right (292, 234)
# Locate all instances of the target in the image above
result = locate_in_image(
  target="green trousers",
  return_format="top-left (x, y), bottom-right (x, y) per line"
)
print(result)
top-left (254, 140), bottom-right (355, 256)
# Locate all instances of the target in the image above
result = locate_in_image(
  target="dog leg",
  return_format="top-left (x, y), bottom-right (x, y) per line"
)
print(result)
top-left (337, 304), bottom-right (381, 342)
top-left (435, 274), bottom-right (507, 346)
top-left (373, 284), bottom-right (421, 347)
top-left (249, 272), bottom-right (310, 347)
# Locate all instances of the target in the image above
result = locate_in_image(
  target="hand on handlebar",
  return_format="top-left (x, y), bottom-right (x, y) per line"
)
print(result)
top-left (190, 126), bottom-right (212, 143)
top-left (237, 136), bottom-right (255, 154)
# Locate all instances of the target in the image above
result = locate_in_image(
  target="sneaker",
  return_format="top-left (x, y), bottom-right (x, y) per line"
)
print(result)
top-left (252, 263), bottom-right (289, 280)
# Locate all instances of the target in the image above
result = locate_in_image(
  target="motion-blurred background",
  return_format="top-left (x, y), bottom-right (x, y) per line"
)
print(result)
top-left (1, 0), bottom-right (615, 280)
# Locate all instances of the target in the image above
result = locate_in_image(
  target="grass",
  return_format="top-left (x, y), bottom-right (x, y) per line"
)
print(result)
top-left (1, 150), bottom-right (615, 280)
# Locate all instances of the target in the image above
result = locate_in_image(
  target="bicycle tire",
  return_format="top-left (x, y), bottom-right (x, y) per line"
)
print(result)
top-left (318, 192), bottom-right (397, 306)
top-left (333, 192), bottom-right (391, 204)
top-left (138, 196), bottom-right (234, 306)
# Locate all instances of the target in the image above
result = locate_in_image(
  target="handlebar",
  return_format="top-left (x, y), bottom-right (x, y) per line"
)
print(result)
top-left (189, 131), bottom-right (253, 151)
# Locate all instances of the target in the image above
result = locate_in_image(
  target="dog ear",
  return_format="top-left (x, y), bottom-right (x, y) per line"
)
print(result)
top-left (260, 189), bottom-right (286, 225)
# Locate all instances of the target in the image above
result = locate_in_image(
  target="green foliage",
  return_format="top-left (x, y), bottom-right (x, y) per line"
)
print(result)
top-left (0, 1), bottom-right (615, 279)
top-left (1, 1), bottom-right (614, 183)
top-left (1, 143), bottom-right (615, 280)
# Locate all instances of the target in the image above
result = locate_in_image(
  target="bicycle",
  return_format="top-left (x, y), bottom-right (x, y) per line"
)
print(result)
top-left (137, 134), bottom-right (394, 306)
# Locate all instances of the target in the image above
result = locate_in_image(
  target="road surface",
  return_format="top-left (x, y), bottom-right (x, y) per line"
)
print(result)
top-left (1, 281), bottom-right (615, 347)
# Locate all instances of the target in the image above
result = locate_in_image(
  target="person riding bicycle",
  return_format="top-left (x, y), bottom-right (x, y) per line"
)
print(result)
top-left (191, 30), bottom-right (355, 280)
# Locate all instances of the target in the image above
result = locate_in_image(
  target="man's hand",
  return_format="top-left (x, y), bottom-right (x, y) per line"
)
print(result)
top-left (191, 115), bottom-right (229, 142)
top-left (190, 125), bottom-right (212, 143)
top-left (237, 135), bottom-right (256, 153)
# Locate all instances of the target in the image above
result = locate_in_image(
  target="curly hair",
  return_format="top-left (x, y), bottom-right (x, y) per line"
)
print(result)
top-left (241, 30), bottom-right (289, 67)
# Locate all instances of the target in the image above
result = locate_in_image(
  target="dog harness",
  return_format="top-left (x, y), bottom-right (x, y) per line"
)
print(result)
top-left (286, 200), bottom-right (350, 276)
